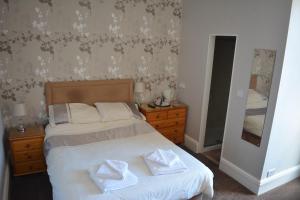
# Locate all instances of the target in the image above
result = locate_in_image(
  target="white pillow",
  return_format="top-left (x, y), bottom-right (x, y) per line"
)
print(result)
top-left (94, 102), bottom-right (134, 122)
top-left (69, 103), bottom-right (101, 124)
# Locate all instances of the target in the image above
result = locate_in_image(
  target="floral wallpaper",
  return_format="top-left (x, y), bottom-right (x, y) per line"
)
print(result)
top-left (251, 49), bottom-right (276, 97)
top-left (0, 0), bottom-right (182, 127)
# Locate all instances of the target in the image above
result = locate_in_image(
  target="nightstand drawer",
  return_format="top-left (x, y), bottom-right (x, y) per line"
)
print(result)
top-left (139, 103), bottom-right (187, 145)
top-left (173, 132), bottom-right (184, 144)
top-left (158, 126), bottom-right (185, 143)
top-left (168, 109), bottom-right (186, 119)
top-left (150, 118), bottom-right (185, 129)
top-left (12, 138), bottom-right (43, 152)
top-left (14, 160), bottom-right (46, 175)
top-left (146, 111), bottom-right (168, 121)
top-left (14, 150), bottom-right (44, 163)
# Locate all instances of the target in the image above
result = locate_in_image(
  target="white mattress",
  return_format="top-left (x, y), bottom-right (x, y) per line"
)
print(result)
top-left (243, 115), bottom-right (265, 137)
top-left (247, 89), bottom-right (268, 109)
top-left (45, 120), bottom-right (214, 200)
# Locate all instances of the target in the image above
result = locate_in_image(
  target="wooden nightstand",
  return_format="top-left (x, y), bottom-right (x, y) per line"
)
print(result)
top-left (139, 103), bottom-right (187, 144)
top-left (8, 125), bottom-right (46, 176)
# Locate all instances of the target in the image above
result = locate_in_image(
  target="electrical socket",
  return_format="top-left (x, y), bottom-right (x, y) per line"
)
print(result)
top-left (267, 168), bottom-right (276, 177)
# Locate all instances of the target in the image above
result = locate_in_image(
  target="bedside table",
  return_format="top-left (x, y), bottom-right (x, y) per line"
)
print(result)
top-left (139, 103), bottom-right (187, 144)
top-left (8, 125), bottom-right (46, 176)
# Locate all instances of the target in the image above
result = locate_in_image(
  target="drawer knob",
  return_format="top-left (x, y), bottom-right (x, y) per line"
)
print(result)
top-left (174, 130), bottom-right (178, 133)
top-left (27, 155), bottom-right (32, 159)
top-left (155, 125), bottom-right (160, 128)
top-left (26, 144), bottom-right (31, 148)
top-left (176, 113), bottom-right (179, 116)
top-left (156, 115), bottom-right (160, 119)
top-left (175, 122), bottom-right (178, 125)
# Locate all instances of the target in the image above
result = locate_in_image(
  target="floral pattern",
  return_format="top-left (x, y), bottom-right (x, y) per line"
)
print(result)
top-left (0, 0), bottom-right (182, 127)
top-left (252, 49), bottom-right (276, 97)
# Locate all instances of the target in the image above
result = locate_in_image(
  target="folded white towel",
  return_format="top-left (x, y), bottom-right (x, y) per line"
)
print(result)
top-left (144, 149), bottom-right (180, 167)
top-left (96, 160), bottom-right (128, 180)
top-left (89, 163), bottom-right (138, 193)
top-left (143, 149), bottom-right (187, 175)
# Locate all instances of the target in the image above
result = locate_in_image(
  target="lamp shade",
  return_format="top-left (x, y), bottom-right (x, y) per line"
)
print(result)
top-left (135, 82), bottom-right (145, 93)
top-left (13, 103), bottom-right (26, 117)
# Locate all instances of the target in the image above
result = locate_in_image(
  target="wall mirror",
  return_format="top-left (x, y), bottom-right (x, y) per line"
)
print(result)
top-left (241, 49), bottom-right (276, 146)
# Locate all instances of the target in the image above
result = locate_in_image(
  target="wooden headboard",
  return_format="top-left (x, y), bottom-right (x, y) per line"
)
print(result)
top-left (249, 74), bottom-right (257, 89)
top-left (45, 79), bottom-right (134, 107)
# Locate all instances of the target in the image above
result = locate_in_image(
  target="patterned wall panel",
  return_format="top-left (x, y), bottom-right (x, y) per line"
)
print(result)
top-left (0, 0), bottom-right (182, 126)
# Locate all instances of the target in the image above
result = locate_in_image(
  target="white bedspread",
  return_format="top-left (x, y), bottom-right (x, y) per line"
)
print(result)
top-left (247, 89), bottom-right (268, 109)
top-left (45, 120), bottom-right (214, 200)
top-left (243, 115), bottom-right (265, 137)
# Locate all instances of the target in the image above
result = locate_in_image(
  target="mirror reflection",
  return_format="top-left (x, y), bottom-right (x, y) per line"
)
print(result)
top-left (241, 49), bottom-right (276, 146)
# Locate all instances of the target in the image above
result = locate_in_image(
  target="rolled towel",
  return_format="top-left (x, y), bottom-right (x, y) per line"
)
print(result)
top-left (144, 149), bottom-right (180, 167)
top-left (143, 149), bottom-right (187, 175)
top-left (89, 163), bottom-right (138, 193)
top-left (96, 160), bottom-right (128, 180)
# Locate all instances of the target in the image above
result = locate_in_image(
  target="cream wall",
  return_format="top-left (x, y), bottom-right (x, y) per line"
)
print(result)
top-left (179, 0), bottom-right (291, 179)
top-left (0, 0), bottom-right (182, 127)
top-left (261, 0), bottom-right (300, 180)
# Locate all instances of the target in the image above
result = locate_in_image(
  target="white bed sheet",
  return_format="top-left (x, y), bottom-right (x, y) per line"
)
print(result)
top-left (247, 89), bottom-right (268, 109)
top-left (45, 120), bottom-right (214, 200)
top-left (243, 115), bottom-right (265, 137)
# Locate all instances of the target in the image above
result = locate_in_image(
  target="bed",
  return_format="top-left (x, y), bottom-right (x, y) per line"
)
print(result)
top-left (243, 89), bottom-right (268, 137)
top-left (44, 79), bottom-right (214, 200)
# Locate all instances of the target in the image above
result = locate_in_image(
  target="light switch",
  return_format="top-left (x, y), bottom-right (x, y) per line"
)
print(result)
top-left (178, 82), bottom-right (186, 89)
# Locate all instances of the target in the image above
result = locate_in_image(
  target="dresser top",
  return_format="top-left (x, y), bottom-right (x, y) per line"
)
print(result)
top-left (9, 125), bottom-right (45, 141)
top-left (139, 102), bottom-right (187, 113)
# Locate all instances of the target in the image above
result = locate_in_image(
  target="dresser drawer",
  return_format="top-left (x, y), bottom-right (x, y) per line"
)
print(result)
top-left (158, 126), bottom-right (185, 143)
top-left (14, 160), bottom-right (46, 175)
top-left (146, 111), bottom-right (168, 121)
top-left (11, 138), bottom-right (43, 152)
top-left (173, 131), bottom-right (184, 144)
top-left (150, 118), bottom-right (185, 129)
top-left (168, 109), bottom-right (186, 119)
top-left (13, 150), bottom-right (44, 163)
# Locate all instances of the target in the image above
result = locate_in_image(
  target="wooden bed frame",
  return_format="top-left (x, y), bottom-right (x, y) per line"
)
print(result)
top-left (45, 79), bottom-right (134, 108)
top-left (249, 74), bottom-right (257, 89)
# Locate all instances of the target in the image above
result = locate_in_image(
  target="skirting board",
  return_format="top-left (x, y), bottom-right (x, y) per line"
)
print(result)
top-left (184, 134), bottom-right (200, 153)
top-left (203, 144), bottom-right (222, 152)
top-left (220, 157), bottom-right (300, 195)
top-left (219, 157), bottom-right (259, 194)
top-left (258, 164), bottom-right (300, 195)
top-left (2, 162), bottom-right (9, 200)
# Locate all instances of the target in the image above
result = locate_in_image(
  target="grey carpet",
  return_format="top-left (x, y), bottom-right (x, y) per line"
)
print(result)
top-left (185, 148), bottom-right (300, 200)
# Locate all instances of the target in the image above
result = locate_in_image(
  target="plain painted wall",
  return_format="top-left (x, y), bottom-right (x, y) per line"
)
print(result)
top-left (0, 112), bottom-right (5, 198)
top-left (261, 0), bottom-right (300, 178)
top-left (178, 0), bottom-right (291, 178)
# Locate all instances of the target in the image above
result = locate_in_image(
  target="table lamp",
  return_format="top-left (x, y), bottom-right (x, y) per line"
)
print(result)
top-left (135, 82), bottom-right (145, 105)
top-left (13, 103), bottom-right (26, 133)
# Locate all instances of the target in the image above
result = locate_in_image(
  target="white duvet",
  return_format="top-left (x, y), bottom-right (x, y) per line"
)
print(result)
top-left (247, 89), bottom-right (268, 109)
top-left (243, 115), bottom-right (265, 137)
top-left (244, 89), bottom-right (268, 137)
top-left (45, 120), bottom-right (214, 200)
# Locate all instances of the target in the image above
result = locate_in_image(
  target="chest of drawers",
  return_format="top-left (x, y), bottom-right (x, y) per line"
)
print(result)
top-left (139, 103), bottom-right (187, 144)
top-left (8, 126), bottom-right (46, 176)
